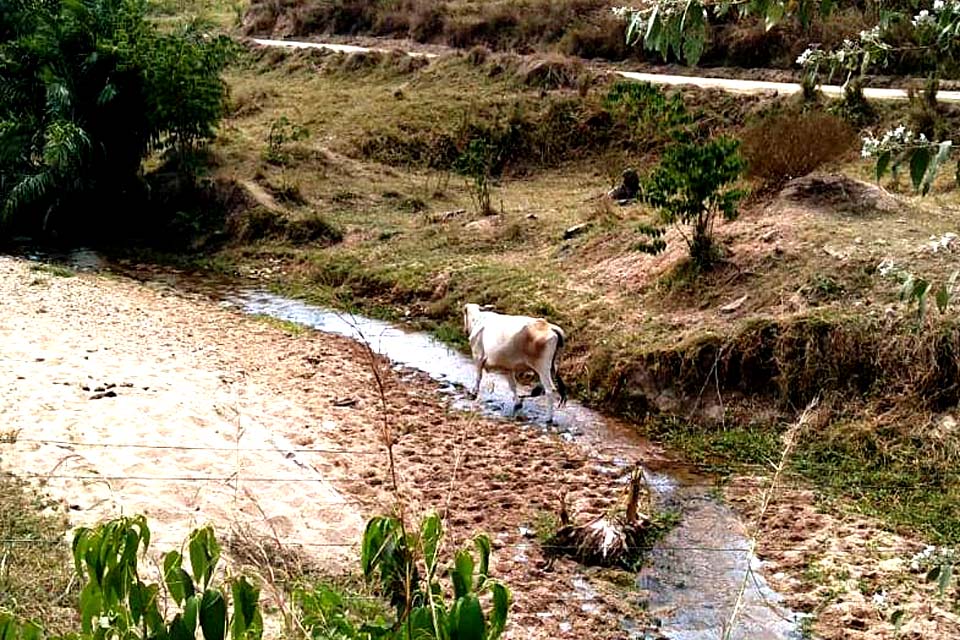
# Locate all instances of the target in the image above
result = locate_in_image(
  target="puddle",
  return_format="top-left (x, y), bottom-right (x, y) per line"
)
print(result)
top-left (11, 249), bottom-right (802, 640)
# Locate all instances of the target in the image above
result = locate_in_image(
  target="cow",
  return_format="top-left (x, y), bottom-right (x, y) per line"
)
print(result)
top-left (462, 303), bottom-right (568, 423)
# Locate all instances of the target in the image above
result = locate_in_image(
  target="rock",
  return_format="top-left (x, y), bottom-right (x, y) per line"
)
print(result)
top-left (720, 294), bottom-right (748, 313)
top-left (429, 208), bottom-right (466, 223)
top-left (563, 222), bottom-right (592, 240)
top-left (761, 228), bottom-right (779, 242)
top-left (607, 168), bottom-right (640, 203)
top-left (822, 245), bottom-right (847, 260)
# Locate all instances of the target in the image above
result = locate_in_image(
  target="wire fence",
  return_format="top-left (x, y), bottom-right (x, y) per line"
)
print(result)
top-left (3, 434), bottom-right (958, 491)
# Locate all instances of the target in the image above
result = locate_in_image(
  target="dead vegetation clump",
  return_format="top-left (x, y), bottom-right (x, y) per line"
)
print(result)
top-left (516, 55), bottom-right (585, 90)
top-left (226, 207), bottom-right (343, 246)
top-left (742, 110), bottom-right (858, 189)
top-left (545, 467), bottom-right (668, 569)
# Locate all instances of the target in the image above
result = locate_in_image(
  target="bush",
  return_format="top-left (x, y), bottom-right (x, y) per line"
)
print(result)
top-left (638, 136), bottom-right (746, 269)
top-left (297, 512), bottom-right (510, 640)
top-left (0, 516), bottom-right (263, 640)
top-left (0, 0), bottom-right (235, 241)
top-left (741, 110), bottom-right (857, 187)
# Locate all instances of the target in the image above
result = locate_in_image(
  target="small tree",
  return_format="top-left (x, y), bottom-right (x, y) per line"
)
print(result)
top-left (453, 138), bottom-right (498, 215)
top-left (637, 135), bottom-right (745, 269)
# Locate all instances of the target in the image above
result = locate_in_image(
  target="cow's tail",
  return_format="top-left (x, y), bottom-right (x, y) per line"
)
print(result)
top-left (547, 326), bottom-right (567, 407)
top-left (530, 326), bottom-right (567, 406)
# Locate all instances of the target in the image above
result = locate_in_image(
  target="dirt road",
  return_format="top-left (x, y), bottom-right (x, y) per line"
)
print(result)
top-left (249, 37), bottom-right (960, 104)
top-left (0, 256), bottom-right (645, 640)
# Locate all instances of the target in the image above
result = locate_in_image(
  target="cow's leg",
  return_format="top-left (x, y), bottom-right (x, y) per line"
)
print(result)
top-left (532, 361), bottom-right (558, 424)
top-left (471, 357), bottom-right (486, 399)
top-left (507, 371), bottom-right (522, 413)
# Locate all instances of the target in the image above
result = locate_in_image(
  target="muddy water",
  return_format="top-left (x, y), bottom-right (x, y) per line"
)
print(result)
top-left (15, 249), bottom-right (802, 640)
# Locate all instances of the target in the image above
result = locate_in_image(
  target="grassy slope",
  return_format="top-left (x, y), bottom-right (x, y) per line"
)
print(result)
top-left (201, 46), bottom-right (960, 546)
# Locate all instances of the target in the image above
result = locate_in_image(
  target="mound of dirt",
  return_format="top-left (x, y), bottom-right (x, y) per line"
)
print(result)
top-left (776, 173), bottom-right (902, 216)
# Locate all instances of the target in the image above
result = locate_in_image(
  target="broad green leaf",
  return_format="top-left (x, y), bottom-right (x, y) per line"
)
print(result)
top-left (164, 551), bottom-right (187, 606)
top-left (451, 550), bottom-right (475, 599)
top-left (231, 577), bottom-right (263, 640)
top-left (450, 595), bottom-right (485, 640)
top-left (200, 589), bottom-right (227, 640)
top-left (891, 609), bottom-right (905, 628)
top-left (189, 527), bottom-right (220, 589)
top-left (168, 614), bottom-right (193, 640)
top-left (421, 512), bottom-right (443, 574)
top-left (910, 146), bottom-right (931, 192)
top-left (875, 150), bottom-right (891, 182)
top-left (184, 595), bottom-right (200, 633)
top-left (926, 565), bottom-right (941, 582)
top-left (488, 583), bottom-right (510, 640)
top-left (923, 140), bottom-right (953, 195)
top-left (473, 535), bottom-right (492, 586)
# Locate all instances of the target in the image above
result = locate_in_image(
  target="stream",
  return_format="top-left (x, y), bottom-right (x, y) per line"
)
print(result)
top-left (14, 248), bottom-right (803, 640)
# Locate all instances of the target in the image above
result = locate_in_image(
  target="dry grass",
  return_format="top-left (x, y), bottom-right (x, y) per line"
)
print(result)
top-left (741, 109), bottom-right (858, 188)
top-left (0, 476), bottom-right (78, 633)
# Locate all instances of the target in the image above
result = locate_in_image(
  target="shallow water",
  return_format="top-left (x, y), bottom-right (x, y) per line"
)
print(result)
top-left (15, 248), bottom-right (802, 640)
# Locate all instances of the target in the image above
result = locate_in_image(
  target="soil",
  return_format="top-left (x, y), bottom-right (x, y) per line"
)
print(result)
top-left (727, 477), bottom-right (960, 639)
top-left (0, 255), bottom-right (656, 640)
top-left (3, 254), bottom-right (956, 639)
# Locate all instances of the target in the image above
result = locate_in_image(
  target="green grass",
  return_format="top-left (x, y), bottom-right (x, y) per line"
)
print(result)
top-left (0, 476), bottom-right (78, 633)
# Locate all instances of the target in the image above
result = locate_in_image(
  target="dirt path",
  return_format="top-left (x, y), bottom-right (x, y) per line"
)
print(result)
top-left (0, 256), bottom-right (650, 640)
top-left (248, 36), bottom-right (960, 104)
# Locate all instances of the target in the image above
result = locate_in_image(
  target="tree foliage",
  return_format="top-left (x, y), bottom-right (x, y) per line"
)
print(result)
top-left (616, 0), bottom-right (960, 193)
top-left (0, 0), bottom-right (235, 238)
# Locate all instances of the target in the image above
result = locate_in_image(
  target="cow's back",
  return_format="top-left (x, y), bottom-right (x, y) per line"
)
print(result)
top-left (482, 315), bottom-right (554, 369)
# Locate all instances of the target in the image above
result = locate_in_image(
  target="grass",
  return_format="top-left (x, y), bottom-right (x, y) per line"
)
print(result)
top-left (0, 475), bottom-right (78, 633)
top-left (29, 264), bottom-right (75, 278)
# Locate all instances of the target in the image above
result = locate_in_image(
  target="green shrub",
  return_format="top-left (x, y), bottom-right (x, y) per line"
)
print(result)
top-left (637, 136), bottom-right (746, 269)
top-left (297, 512), bottom-right (510, 640)
top-left (0, 516), bottom-right (263, 640)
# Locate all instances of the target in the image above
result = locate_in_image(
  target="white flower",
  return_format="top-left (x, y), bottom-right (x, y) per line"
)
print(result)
top-left (912, 9), bottom-right (936, 26)
top-left (98, 616), bottom-right (112, 629)
top-left (934, 0), bottom-right (945, 10)
top-left (872, 591), bottom-right (888, 608)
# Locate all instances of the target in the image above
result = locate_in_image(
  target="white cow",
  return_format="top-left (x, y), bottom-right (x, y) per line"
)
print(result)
top-left (462, 303), bottom-right (568, 422)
